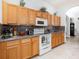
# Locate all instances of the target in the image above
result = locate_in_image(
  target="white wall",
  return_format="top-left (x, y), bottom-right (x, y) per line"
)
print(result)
top-left (56, 4), bottom-right (79, 37)
top-left (0, 0), bottom-right (2, 23)
top-left (66, 6), bottom-right (79, 36)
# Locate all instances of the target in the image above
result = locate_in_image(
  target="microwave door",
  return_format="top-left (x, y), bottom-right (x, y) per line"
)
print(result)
top-left (36, 18), bottom-right (48, 26)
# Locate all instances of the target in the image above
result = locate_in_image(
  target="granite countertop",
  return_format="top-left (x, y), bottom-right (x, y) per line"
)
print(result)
top-left (0, 31), bottom-right (64, 42)
top-left (0, 34), bottom-right (39, 42)
top-left (0, 33), bottom-right (51, 42)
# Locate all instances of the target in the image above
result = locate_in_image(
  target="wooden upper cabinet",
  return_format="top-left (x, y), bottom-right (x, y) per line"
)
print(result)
top-left (48, 14), bottom-right (52, 26)
top-left (31, 36), bottom-right (39, 56)
top-left (58, 16), bottom-right (61, 26)
top-left (54, 16), bottom-right (61, 26)
top-left (6, 40), bottom-right (20, 59)
top-left (7, 4), bottom-right (17, 24)
top-left (28, 9), bottom-right (36, 18)
top-left (21, 39), bottom-right (32, 59)
top-left (2, 1), bottom-right (8, 24)
top-left (17, 7), bottom-right (29, 25)
top-left (29, 17), bottom-right (36, 25)
top-left (28, 9), bottom-right (36, 25)
top-left (36, 11), bottom-right (42, 18)
top-left (54, 16), bottom-right (57, 26)
top-left (42, 12), bottom-right (48, 19)
top-left (51, 15), bottom-right (55, 26)
top-left (36, 11), bottom-right (48, 19)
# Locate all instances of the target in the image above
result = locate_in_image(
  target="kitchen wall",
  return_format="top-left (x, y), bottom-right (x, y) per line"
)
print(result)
top-left (0, 0), bottom-right (2, 23)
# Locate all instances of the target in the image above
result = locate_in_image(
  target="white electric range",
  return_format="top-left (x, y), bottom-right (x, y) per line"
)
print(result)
top-left (39, 33), bottom-right (52, 55)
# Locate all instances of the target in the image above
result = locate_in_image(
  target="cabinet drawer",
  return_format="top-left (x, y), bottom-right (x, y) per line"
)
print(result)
top-left (21, 39), bottom-right (31, 43)
top-left (7, 40), bottom-right (20, 46)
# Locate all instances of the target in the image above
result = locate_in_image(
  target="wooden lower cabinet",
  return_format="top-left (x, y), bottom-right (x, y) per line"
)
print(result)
top-left (52, 33), bottom-right (56, 47)
top-left (6, 40), bottom-right (21, 59)
top-left (61, 32), bottom-right (64, 43)
top-left (0, 36), bottom-right (39, 59)
top-left (6, 45), bottom-right (20, 59)
top-left (0, 42), bottom-right (7, 59)
top-left (52, 32), bottom-right (64, 48)
top-left (21, 39), bottom-right (32, 59)
top-left (31, 37), bottom-right (39, 56)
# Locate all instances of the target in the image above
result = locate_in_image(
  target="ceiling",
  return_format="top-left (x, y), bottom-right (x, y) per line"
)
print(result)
top-left (66, 6), bottom-right (79, 18)
top-left (42, 0), bottom-right (79, 9)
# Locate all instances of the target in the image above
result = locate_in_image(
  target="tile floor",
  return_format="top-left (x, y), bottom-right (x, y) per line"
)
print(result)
top-left (32, 36), bottom-right (79, 59)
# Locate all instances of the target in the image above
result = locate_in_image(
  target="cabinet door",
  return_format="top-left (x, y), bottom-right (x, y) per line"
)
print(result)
top-left (2, 1), bottom-right (8, 24)
top-left (17, 7), bottom-right (29, 25)
top-left (28, 9), bottom-right (36, 25)
top-left (48, 14), bottom-right (52, 26)
top-left (58, 16), bottom-right (61, 26)
top-left (54, 16), bottom-right (61, 26)
top-left (6, 45), bottom-right (20, 59)
top-left (58, 33), bottom-right (61, 44)
top-left (29, 16), bottom-right (36, 25)
top-left (55, 33), bottom-right (58, 46)
top-left (61, 32), bottom-right (64, 43)
top-left (36, 11), bottom-right (42, 18)
top-left (0, 42), bottom-right (7, 59)
top-left (21, 39), bottom-right (32, 59)
top-left (31, 37), bottom-right (39, 56)
top-left (54, 16), bottom-right (58, 26)
top-left (7, 4), bottom-right (17, 24)
top-left (28, 9), bottom-right (36, 18)
top-left (52, 33), bottom-right (56, 47)
top-left (42, 12), bottom-right (48, 19)
top-left (51, 15), bottom-right (55, 26)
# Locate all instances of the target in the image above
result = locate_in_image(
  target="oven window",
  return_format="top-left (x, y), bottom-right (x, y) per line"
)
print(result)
top-left (38, 21), bottom-right (44, 24)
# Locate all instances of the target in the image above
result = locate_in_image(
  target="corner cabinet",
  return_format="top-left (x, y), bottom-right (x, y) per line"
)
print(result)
top-left (31, 36), bottom-right (39, 56)
top-left (21, 38), bottom-right (32, 59)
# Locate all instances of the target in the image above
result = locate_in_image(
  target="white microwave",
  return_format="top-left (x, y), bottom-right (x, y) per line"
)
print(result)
top-left (36, 18), bottom-right (48, 26)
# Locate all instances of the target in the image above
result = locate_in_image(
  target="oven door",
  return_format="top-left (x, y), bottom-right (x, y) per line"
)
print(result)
top-left (39, 34), bottom-right (52, 55)
top-left (39, 34), bottom-right (50, 48)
